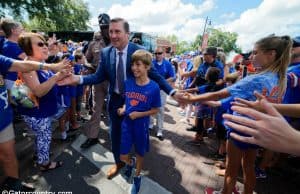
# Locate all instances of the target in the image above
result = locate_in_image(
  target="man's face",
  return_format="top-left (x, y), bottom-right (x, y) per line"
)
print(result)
top-left (154, 48), bottom-right (164, 61)
top-left (109, 21), bottom-right (129, 50)
top-left (203, 54), bottom-right (214, 63)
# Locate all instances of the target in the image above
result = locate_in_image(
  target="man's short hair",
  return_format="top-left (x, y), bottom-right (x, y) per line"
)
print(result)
top-left (132, 49), bottom-right (152, 67)
top-left (0, 18), bottom-right (21, 38)
top-left (110, 18), bottom-right (130, 33)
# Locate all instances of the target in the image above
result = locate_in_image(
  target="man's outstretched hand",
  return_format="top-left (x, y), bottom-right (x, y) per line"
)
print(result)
top-left (57, 74), bottom-right (81, 86)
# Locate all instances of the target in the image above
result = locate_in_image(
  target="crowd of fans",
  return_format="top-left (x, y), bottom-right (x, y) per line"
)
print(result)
top-left (1, 15), bottom-right (300, 194)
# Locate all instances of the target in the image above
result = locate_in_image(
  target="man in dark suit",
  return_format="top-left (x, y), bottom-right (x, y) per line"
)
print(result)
top-left (58, 17), bottom-right (181, 179)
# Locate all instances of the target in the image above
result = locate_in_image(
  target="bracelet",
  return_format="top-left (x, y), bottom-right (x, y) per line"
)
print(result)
top-left (39, 62), bottom-right (45, 70)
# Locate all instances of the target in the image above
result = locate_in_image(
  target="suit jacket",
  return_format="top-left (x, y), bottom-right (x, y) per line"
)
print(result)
top-left (82, 42), bottom-right (173, 95)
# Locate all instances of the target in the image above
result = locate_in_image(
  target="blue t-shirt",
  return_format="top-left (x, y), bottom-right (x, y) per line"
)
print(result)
top-left (152, 59), bottom-right (175, 80)
top-left (196, 60), bottom-right (224, 85)
top-left (227, 72), bottom-right (281, 148)
top-left (18, 70), bottom-right (58, 118)
top-left (74, 64), bottom-right (84, 96)
top-left (0, 36), bottom-right (5, 54)
top-left (2, 40), bottom-right (24, 81)
top-left (184, 59), bottom-right (194, 88)
top-left (0, 55), bottom-right (13, 130)
top-left (227, 72), bottom-right (281, 103)
top-left (283, 62), bottom-right (300, 104)
top-left (124, 78), bottom-right (161, 118)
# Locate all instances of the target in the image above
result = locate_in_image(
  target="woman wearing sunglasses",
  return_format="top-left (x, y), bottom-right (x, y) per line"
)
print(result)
top-left (17, 32), bottom-right (68, 171)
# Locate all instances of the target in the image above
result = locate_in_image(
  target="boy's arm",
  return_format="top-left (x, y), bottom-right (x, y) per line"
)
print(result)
top-left (129, 108), bottom-right (159, 120)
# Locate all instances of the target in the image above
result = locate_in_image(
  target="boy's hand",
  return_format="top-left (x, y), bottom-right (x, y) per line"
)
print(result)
top-left (117, 107), bottom-right (125, 116)
top-left (129, 111), bottom-right (140, 120)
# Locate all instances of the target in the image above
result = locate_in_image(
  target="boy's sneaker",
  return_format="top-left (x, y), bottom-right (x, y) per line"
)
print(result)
top-left (124, 157), bottom-right (136, 180)
top-left (131, 175), bottom-right (142, 194)
top-left (255, 167), bottom-right (267, 179)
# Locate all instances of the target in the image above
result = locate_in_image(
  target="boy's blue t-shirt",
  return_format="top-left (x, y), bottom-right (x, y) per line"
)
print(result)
top-left (124, 78), bottom-right (161, 116)
top-left (0, 55), bottom-right (14, 130)
top-left (2, 40), bottom-right (24, 81)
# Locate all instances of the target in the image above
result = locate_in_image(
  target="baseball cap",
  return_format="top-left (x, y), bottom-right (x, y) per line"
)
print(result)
top-left (203, 47), bottom-right (217, 56)
top-left (292, 36), bottom-right (300, 48)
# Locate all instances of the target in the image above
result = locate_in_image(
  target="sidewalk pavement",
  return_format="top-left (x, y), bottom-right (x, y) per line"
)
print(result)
top-left (10, 103), bottom-right (300, 194)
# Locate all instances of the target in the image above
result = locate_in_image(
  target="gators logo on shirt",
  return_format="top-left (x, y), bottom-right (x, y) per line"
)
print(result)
top-left (130, 99), bottom-right (139, 106)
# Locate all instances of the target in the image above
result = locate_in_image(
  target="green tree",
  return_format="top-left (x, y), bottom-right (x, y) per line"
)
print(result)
top-left (191, 34), bottom-right (202, 51)
top-left (165, 34), bottom-right (192, 55)
top-left (206, 28), bottom-right (242, 53)
top-left (1, 0), bottom-right (90, 31)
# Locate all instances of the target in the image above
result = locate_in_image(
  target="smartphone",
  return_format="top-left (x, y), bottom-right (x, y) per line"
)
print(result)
top-left (242, 66), bottom-right (247, 78)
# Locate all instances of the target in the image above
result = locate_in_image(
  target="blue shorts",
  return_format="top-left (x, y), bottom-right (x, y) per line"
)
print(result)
top-left (226, 127), bottom-right (259, 150)
top-left (120, 116), bottom-right (150, 157)
top-left (195, 104), bottom-right (212, 119)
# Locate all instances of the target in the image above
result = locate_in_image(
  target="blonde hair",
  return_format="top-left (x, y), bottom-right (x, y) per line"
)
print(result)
top-left (255, 35), bottom-right (292, 97)
top-left (131, 49), bottom-right (152, 67)
top-left (192, 55), bottom-right (203, 70)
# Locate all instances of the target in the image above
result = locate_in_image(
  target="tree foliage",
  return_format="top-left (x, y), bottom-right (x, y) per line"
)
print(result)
top-left (164, 28), bottom-right (241, 55)
top-left (207, 28), bottom-right (242, 53)
top-left (0, 0), bottom-right (90, 32)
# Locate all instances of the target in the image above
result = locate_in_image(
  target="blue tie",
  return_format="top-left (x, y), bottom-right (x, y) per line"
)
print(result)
top-left (117, 51), bottom-right (125, 94)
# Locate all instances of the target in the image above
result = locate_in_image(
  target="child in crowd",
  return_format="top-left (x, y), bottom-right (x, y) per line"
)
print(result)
top-left (73, 52), bottom-right (85, 121)
top-left (181, 35), bottom-right (292, 194)
top-left (184, 67), bottom-right (223, 144)
top-left (62, 53), bottom-right (80, 131)
top-left (117, 50), bottom-right (161, 194)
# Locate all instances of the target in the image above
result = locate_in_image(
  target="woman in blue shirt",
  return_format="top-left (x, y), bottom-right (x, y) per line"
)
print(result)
top-left (0, 54), bottom-right (69, 190)
top-left (18, 33), bottom-right (69, 171)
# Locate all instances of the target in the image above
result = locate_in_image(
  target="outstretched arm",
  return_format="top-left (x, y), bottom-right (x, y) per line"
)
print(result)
top-left (180, 88), bottom-right (230, 104)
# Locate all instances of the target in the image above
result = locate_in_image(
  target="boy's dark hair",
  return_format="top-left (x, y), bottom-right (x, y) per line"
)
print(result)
top-left (206, 67), bottom-right (220, 83)
top-left (75, 53), bottom-right (83, 62)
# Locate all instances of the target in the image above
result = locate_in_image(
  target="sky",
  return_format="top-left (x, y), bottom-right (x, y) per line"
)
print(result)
top-left (85, 0), bottom-right (300, 51)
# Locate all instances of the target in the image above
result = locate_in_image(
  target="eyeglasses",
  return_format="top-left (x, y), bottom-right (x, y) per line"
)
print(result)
top-left (154, 52), bottom-right (163, 55)
top-left (37, 42), bottom-right (48, 47)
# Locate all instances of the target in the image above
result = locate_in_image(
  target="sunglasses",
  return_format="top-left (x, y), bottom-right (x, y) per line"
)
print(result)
top-left (154, 52), bottom-right (163, 55)
top-left (37, 42), bottom-right (48, 47)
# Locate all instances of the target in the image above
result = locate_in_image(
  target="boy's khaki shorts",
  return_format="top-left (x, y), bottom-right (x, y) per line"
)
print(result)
top-left (0, 123), bottom-right (15, 143)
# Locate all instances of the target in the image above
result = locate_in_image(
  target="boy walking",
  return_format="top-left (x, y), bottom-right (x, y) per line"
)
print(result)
top-left (117, 50), bottom-right (161, 194)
